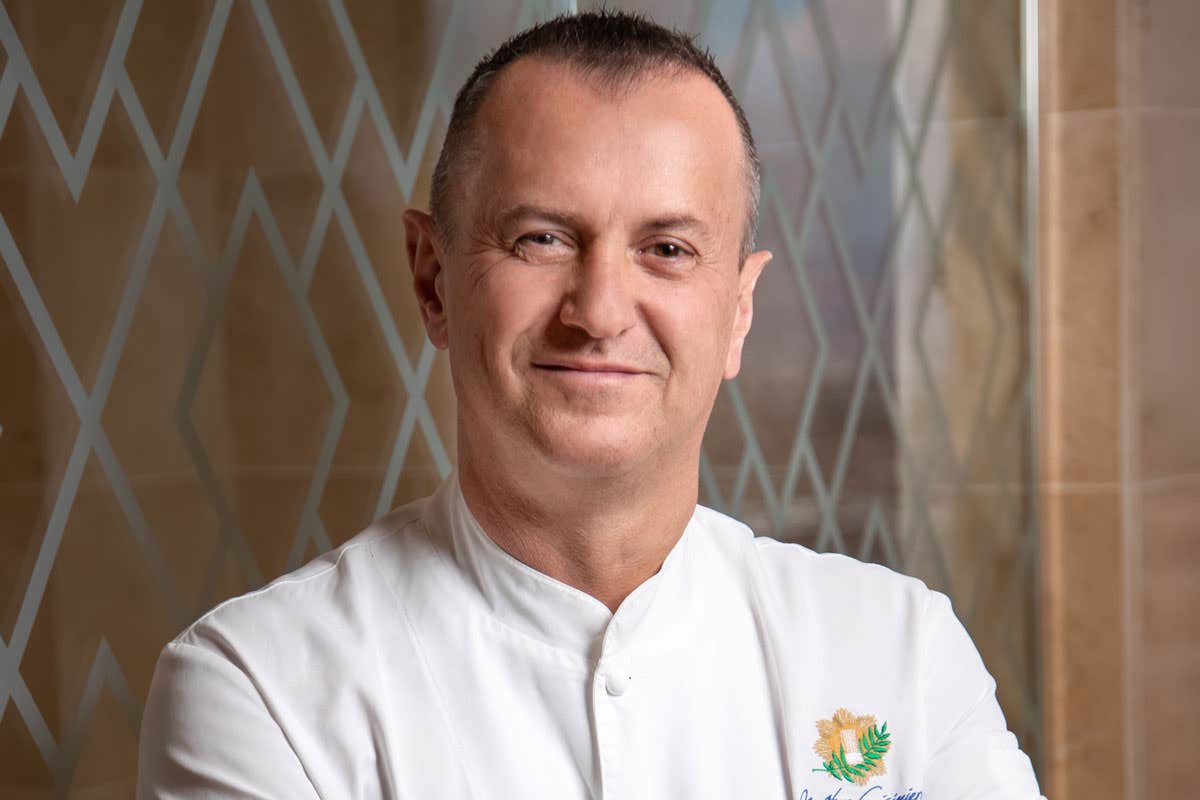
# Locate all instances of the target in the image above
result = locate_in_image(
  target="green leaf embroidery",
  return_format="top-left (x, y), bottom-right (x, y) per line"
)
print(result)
top-left (811, 722), bottom-right (892, 783)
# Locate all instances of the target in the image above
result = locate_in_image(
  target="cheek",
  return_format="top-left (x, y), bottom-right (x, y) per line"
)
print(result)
top-left (452, 265), bottom-right (562, 370)
top-left (649, 282), bottom-right (737, 380)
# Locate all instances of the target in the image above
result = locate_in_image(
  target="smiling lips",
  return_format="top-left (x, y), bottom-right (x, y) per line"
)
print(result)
top-left (534, 360), bottom-right (646, 374)
top-left (531, 360), bottom-right (651, 385)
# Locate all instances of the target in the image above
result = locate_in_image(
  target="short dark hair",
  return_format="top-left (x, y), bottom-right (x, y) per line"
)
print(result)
top-left (429, 10), bottom-right (761, 260)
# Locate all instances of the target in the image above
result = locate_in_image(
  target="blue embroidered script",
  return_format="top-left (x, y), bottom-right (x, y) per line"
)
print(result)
top-left (799, 787), bottom-right (924, 800)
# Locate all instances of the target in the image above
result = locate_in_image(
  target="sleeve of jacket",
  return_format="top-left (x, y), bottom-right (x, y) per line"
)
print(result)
top-left (920, 590), bottom-right (1047, 799)
top-left (137, 640), bottom-right (320, 800)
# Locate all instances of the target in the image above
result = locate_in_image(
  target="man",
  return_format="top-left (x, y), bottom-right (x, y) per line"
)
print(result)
top-left (139, 11), bottom-right (1044, 799)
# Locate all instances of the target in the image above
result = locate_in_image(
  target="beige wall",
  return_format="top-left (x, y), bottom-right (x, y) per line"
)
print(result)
top-left (1129, 0), bottom-right (1200, 794)
top-left (1039, 0), bottom-right (1200, 797)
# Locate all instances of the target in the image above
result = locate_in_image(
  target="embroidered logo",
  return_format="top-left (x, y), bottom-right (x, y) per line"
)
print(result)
top-left (811, 708), bottom-right (891, 785)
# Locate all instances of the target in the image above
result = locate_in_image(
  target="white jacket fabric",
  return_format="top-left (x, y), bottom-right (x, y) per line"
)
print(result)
top-left (138, 471), bottom-right (1045, 799)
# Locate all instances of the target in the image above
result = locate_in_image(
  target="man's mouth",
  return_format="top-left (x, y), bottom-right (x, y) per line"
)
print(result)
top-left (533, 360), bottom-right (646, 375)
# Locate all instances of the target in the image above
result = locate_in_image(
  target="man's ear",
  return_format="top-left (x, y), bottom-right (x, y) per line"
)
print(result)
top-left (403, 209), bottom-right (450, 349)
top-left (723, 249), bottom-right (772, 380)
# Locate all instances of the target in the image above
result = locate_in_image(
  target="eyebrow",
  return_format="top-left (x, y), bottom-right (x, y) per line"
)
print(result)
top-left (641, 214), bottom-right (711, 237)
top-left (495, 204), bottom-right (714, 239)
top-left (495, 204), bottom-right (587, 232)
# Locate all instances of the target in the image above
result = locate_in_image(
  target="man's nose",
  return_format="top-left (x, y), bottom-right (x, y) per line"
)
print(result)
top-left (558, 245), bottom-right (638, 339)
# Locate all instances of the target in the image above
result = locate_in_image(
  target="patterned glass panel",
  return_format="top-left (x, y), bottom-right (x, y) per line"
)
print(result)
top-left (656, 0), bottom-right (1040, 768)
top-left (0, 0), bottom-right (1036, 794)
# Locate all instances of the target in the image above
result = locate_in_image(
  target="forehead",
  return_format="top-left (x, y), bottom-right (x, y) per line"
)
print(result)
top-left (467, 58), bottom-right (746, 237)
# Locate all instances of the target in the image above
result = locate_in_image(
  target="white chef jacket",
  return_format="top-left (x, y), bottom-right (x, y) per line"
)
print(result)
top-left (138, 471), bottom-right (1045, 799)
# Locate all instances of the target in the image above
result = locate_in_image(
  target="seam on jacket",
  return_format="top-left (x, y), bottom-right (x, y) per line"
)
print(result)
top-left (176, 513), bottom-right (418, 644)
top-left (921, 591), bottom-right (999, 762)
top-left (369, 517), bottom-right (481, 800)
top-left (918, 588), bottom-right (933, 771)
top-left (166, 639), bottom-right (324, 799)
top-left (742, 538), bottom-right (800, 799)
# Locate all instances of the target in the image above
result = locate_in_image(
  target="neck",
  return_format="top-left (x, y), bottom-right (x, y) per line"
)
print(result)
top-left (457, 441), bottom-right (699, 612)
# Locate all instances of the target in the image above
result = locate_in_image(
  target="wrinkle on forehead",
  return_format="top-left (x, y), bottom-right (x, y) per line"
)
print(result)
top-left (456, 59), bottom-right (746, 253)
top-left (443, 58), bottom-right (753, 256)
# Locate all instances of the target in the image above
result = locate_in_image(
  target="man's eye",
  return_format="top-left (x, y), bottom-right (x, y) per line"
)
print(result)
top-left (513, 232), bottom-right (572, 261)
top-left (647, 242), bottom-right (687, 259)
top-left (520, 232), bottom-right (561, 248)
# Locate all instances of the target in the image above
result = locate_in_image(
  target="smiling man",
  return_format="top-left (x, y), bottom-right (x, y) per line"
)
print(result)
top-left (138, 11), bottom-right (1045, 799)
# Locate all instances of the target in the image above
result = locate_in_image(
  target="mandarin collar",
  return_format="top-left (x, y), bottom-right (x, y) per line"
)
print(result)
top-left (424, 470), bottom-right (701, 663)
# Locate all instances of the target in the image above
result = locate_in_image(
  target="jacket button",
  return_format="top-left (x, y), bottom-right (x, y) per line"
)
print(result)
top-left (604, 670), bottom-right (630, 696)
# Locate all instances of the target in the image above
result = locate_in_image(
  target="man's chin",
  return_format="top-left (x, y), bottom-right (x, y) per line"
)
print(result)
top-left (532, 426), bottom-right (656, 479)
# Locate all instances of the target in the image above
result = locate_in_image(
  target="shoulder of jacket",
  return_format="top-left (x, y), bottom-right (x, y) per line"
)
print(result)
top-left (173, 497), bottom-right (429, 652)
top-left (749, 536), bottom-right (945, 657)
top-left (738, 522), bottom-right (935, 608)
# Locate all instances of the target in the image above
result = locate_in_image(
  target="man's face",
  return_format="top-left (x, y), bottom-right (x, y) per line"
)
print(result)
top-left (407, 58), bottom-right (769, 478)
